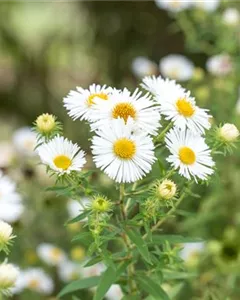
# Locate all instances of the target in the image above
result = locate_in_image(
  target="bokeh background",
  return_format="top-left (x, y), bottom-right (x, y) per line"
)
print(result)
top-left (1, 1), bottom-right (240, 299)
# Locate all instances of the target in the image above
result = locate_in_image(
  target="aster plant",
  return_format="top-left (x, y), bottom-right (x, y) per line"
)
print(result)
top-left (34, 76), bottom-right (239, 299)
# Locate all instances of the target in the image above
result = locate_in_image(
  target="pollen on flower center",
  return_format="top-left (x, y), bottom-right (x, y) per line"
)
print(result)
top-left (28, 279), bottom-right (40, 289)
top-left (179, 147), bottom-right (196, 165)
top-left (53, 155), bottom-right (71, 170)
top-left (113, 138), bottom-right (136, 159)
top-left (112, 102), bottom-right (137, 123)
top-left (50, 248), bottom-right (62, 260)
top-left (176, 98), bottom-right (195, 117)
top-left (87, 93), bottom-right (108, 106)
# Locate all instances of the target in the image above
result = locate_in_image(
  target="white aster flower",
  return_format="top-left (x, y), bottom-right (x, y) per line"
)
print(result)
top-left (90, 88), bottom-right (161, 136)
top-left (165, 128), bottom-right (215, 181)
top-left (180, 242), bottom-right (205, 264)
top-left (193, 0), bottom-right (220, 12)
top-left (67, 197), bottom-right (91, 219)
top-left (0, 263), bottom-right (19, 295)
top-left (37, 243), bottom-right (67, 266)
top-left (37, 135), bottom-right (86, 175)
top-left (131, 56), bottom-right (158, 78)
top-left (143, 76), bottom-right (211, 134)
top-left (10, 269), bottom-right (26, 295)
top-left (106, 284), bottom-right (124, 300)
top-left (222, 8), bottom-right (240, 26)
top-left (0, 142), bottom-right (15, 168)
top-left (155, 0), bottom-right (192, 13)
top-left (81, 262), bottom-right (106, 278)
top-left (58, 260), bottom-right (82, 282)
top-left (206, 54), bottom-right (233, 76)
top-left (23, 268), bottom-right (54, 295)
top-left (0, 221), bottom-right (15, 252)
top-left (159, 54), bottom-right (194, 81)
top-left (12, 127), bottom-right (37, 157)
top-left (91, 118), bottom-right (156, 183)
top-left (64, 84), bottom-right (113, 121)
top-left (0, 203), bottom-right (24, 224)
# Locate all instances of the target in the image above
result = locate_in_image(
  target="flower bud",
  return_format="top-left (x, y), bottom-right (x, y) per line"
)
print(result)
top-left (219, 123), bottom-right (239, 142)
top-left (0, 263), bottom-right (19, 292)
top-left (0, 221), bottom-right (15, 253)
top-left (35, 113), bottom-right (56, 134)
top-left (91, 196), bottom-right (112, 213)
top-left (157, 179), bottom-right (177, 200)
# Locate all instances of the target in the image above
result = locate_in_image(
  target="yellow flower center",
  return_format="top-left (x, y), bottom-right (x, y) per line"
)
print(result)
top-left (50, 248), bottom-right (62, 261)
top-left (87, 93), bottom-right (108, 106)
top-left (112, 102), bottom-right (136, 123)
top-left (176, 98), bottom-right (195, 117)
top-left (28, 279), bottom-right (40, 289)
top-left (113, 138), bottom-right (136, 159)
top-left (53, 155), bottom-right (71, 170)
top-left (179, 147), bottom-right (196, 165)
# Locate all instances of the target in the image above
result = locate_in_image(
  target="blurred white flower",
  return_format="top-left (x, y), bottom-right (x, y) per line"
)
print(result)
top-left (0, 263), bottom-right (19, 294)
top-left (67, 197), bottom-right (91, 219)
top-left (0, 202), bottom-right (24, 224)
top-left (37, 243), bottom-right (67, 266)
top-left (106, 284), bottom-right (124, 300)
top-left (37, 135), bottom-right (86, 176)
top-left (159, 54), bottom-right (194, 81)
top-left (0, 142), bottom-right (15, 168)
top-left (155, 0), bottom-right (192, 13)
top-left (180, 242), bottom-right (205, 262)
top-left (12, 127), bottom-right (37, 157)
top-left (22, 268), bottom-right (54, 295)
top-left (58, 260), bottom-right (82, 282)
top-left (206, 54), bottom-right (232, 76)
top-left (222, 8), bottom-right (240, 26)
top-left (194, 0), bottom-right (220, 12)
top-left (131, 56), bottom-right (158, 78)
top-left (81, 262), bottom-right (106, 278)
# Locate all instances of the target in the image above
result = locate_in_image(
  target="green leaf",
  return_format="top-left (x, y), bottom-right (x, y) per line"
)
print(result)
top-left (72, 232), bottom-right (93, 246)
top-left (84, 256), bottom-right (102, 267)
top-left (126, 229), bottom-right (151, 264)
top-left (94, 261), bottom-right (129, 300)
top-left (93, 266), bottom-right (116, 300)
top-left (45, 185), bottom-right (73, 196)
top-left (136, 274), bottom-right (170, 300)
top-left (58, 276), bottom-right (100, 298)
top-left (162, 269), bottom-right (197, 280)
top-left (150, 235), bottom-right (203, 244)
top-left (67, 211), bottom-right (89, 224)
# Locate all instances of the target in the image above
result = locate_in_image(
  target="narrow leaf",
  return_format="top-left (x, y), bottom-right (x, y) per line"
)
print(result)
top-left (58, 276), bottom-right (100, 298)
top-left (93, 266), bottom-right (116, 300)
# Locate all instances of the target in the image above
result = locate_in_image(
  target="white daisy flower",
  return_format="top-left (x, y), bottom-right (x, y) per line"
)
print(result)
top-left (81, 262), bottom-right (106, 278)
top-left (165, 128), bottom-right (215, 181)
top-left (12, 127), bottom-right (37, 157)
top-left (10, 268), bottom-right (26, 295)
top-left (0, 263), bottom-right (19, 294)
top-left (206, 54), bottom-right (233, 76)
top-left (194, 0), bottom-right (220, 12)
top-left (67, 197), bottom-right (91, 219)
top-left (0, 142), bottom-right (15, 168)
top-left (155, 0), bottom-right (192, 13)
top-left (180, 242), bottom-right (205, 266)
top-left (64, 84), bottom-right (113, 121)
top-left (91, 118), bottom-right (156, 183)
top-left (222, 8), bottom-right (240, 26)
top-left (37, 135), bottom-right (86, 175)
top-left (22, 268), bottom-right (54, 295)
top-left (106, 284), bottom-right (124, 300)
top-left (37, 243), bottom-right (67, 266)
top-left (131, 56), bottom-right (158, 79)
top-left (0, 202), bottom-right (24, 224)
top-left (90, 88), bottom-right (161, 136)
top-left (0, 220), bottom-right (15, 249)
top-left (159, 54), bottom-right (194, 81)
top-left (58, 260), bottom-right (82, 282)
top-left (142, 76), bottom-right (211, 134)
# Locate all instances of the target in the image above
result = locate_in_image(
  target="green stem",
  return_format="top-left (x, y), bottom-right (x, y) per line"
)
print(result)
top-left (154, 122), bottom-right (172, 144)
